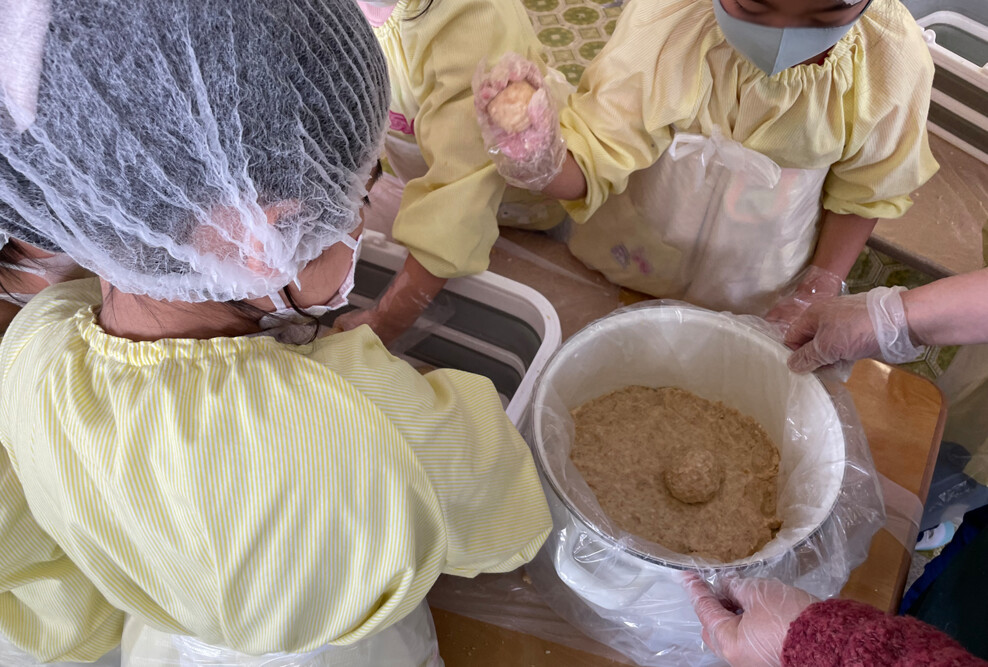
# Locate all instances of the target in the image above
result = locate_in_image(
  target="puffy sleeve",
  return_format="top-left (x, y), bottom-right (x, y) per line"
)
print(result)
top-left (0, 453), bottom-right (123, 663)
top-left (391, 0), bottom-right (550, 278)
top-left (822, 9), bottom-right (939, 219)
top-left (559, 0), bottom-right (710, 221)
top-left (318, 327), bottom-right (552, 578)
top-left (0, 288), bottom-right (124, 663)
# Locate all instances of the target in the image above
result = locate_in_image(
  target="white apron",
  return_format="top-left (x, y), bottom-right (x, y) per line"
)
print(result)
top-left (567, 129), bottom-right (829, 315)
top-left (120, 601), bottom-right (443, 667)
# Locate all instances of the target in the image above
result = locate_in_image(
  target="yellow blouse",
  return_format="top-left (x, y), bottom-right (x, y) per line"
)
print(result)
top-left (374, 0), bottom-right (556, 278)
top-left (0, 279), bottom-right (550, 656)
top-left (560, 0), bottom-right (939, 221)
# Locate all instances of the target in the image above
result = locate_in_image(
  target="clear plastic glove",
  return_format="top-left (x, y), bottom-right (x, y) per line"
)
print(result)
top-left (785, 286), bottom-right (925, 373)
top-left (473, 52), bottom-right (566, 191)
top-left (335, 255), bottom-right (448, 347)
top-left (765, 266), bottom-right (845, 335)
top-left (683, 573), bottom-right (818, 667)
top-left (334, 307), bottom-right (408, 346)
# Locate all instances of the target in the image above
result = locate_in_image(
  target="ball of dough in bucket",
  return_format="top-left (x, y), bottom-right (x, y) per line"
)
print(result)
top-left (664, 448), bottom-right (724, 504)
top-left (488, 81), bottom-right (536, 134)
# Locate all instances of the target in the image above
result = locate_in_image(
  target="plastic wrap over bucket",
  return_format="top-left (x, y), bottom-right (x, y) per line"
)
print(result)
top-left (527, 302), bottom-right (884, 666)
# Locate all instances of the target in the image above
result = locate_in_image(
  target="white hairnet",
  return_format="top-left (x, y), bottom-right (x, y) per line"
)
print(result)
top-left (0, 0), bottom-right (389, 302)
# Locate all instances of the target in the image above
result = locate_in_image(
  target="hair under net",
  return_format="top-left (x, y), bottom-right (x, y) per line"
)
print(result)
top-left (0, 0), bottom-right (389, 302)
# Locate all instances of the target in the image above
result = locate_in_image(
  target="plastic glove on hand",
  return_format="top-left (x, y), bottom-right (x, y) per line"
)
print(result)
top-left (473, 52), bottom-right (566, 190)
top-left (785, 286), bottom-right (925, 373)
top-left (683, 573), bottom-right (818, 667)
top-left (785, 294), bottom-right (877, 373)
top-left (766, 266), bottom-right (845, 336)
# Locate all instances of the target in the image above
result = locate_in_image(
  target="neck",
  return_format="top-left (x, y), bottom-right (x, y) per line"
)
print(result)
top-left (98, 279), bottom-right (263, 341)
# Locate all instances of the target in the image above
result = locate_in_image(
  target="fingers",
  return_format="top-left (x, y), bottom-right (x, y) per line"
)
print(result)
top-left (784, 306), bottom-right (820, 349)
top-left (683, 573), bottom-right (740, 653)
top-left (787, 342), bottom-right (827, 373)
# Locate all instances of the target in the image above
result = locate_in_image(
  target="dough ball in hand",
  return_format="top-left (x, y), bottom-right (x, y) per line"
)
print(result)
top-left (488, 81), bottom-right (536, 134)
top-left (664, 448), bottom-right (724, 504)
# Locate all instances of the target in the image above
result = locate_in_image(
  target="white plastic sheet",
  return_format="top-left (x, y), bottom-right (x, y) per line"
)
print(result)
top-left (525, 302), bottom-right (885, 666)
top-left (120, 601), bottom-right (443, 667)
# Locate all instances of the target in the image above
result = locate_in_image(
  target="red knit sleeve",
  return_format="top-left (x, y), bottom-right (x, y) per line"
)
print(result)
top-left (782, 599), bottom-right (987, 667)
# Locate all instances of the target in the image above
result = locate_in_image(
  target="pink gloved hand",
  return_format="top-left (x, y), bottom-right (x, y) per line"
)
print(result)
top-left (765, 266), bottom-right (846, 335)
top-left (683, 573), bottom-right (818, 667)
top-left (785, 286), bottom-right (925, 373)
top-left (473, 52), bottom-right (566, 191)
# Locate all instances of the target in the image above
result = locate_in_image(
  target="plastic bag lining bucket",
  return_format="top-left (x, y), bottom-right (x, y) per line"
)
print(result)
top-left (530, 305), bottom-right (847, 574)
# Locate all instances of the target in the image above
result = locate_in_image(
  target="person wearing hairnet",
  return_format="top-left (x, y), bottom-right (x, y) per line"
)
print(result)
top-left (0, 1), bottom-right (550, 665)
top-left (0, 0), bottom-right (89, 333)
top-left (475, 0), bottom-right (938, 320)
top-left (678, 270), bottom-right (988, 666)
top-left (333, 0), bottom-right (569, 345)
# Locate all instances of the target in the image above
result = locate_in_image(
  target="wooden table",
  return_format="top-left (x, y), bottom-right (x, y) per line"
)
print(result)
top-left (432, 231), bottom-right (948, 666)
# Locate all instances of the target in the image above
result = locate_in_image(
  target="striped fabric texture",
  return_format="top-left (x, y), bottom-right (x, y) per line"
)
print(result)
top-left (0, 279), bottom-right (550, 659)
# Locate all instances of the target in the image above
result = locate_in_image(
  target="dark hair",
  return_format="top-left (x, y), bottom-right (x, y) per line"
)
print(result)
top-left (0, 0), bottom-right (389, 290)
top-left (0, 240), bottom-right (28, 305)
top-left (407, 0), bottom-right (437, 20)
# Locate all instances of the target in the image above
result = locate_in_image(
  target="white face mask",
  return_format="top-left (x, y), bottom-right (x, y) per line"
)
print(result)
top-left (257, 233), bottom-right (362, 339)
top-left (712, 0), bottom-right (871, 77)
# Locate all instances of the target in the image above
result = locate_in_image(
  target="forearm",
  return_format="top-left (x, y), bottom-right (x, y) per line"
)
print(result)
top-left (902, 268), bottom-right (988, 347)
top-left (376, 253), bottom-right (448, 328)
top-left (810, 211), bottom-right (878, 280)
top-left (541, 152), bottom-right (588, 201)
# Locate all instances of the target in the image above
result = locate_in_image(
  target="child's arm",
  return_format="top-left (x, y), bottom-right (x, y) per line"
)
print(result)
top-left (808, 211), bottom-right (877, 280)
top-left (336, 254), bottom-right (447, 346)
top-left (542, 152), bottom-right (588, 201)
top-left (767, 211), bottom-right (876, 328)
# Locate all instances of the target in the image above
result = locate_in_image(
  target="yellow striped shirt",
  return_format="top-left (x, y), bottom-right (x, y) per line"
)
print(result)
top-left (0, 279), bottom-right (550, 657)
top-left (560, 0), bottom-right (939, 221)
top-left (375, 0), bottom-right (563, 278)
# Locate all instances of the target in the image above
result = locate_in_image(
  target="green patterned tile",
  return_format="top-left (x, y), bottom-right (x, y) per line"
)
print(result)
top-left (537, 13), bottom-right (561, 25)
top-left (605, 18), bottom-right (618, 34)
top-left (935, 345), bottom-right (960, 372)
top-left (846, 249), bottom-right (882, 292)
top-left (579, 26), bottom-right (602, 38)
top-left (563, 6), bottom-right (601, 24)
top-left (539, 27), bottom-right (575, 47)
top-left (883, 268), bottom-right (933, 291)
top-left (552, 48), bottom-right (577, 63)
top-left (579, 40), bottom-right (607, 60)
top-left (523, 0), bottom-right (559, 10)
top-left (557, 63), bottom-right (585, 85)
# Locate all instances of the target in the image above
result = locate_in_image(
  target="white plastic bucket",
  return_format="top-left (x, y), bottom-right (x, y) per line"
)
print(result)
top-left (529, 305), bottom-right (848, 650)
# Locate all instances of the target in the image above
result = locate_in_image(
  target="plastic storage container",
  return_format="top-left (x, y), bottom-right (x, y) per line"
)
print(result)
top-left (526, 303), bottom-right (884, 666)
top-left (905, 0), bottom-right (988, 163)
top-left (344, 230), bottom-right (561, 426)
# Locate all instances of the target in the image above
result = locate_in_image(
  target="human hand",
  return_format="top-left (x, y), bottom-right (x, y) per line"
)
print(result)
top-left (784, 294), bottom-right (876, 373)
top-left (473, 52), bottom-right (566, 191)
top-left (765, 266), bottom-right (845, 335)
top-left (683, 573), bottom-right (818, 667)
top-left (785, 286), bottom-right (925, 373)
